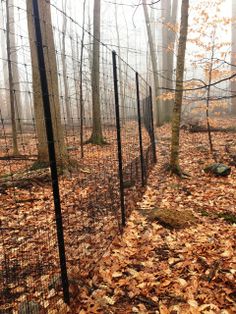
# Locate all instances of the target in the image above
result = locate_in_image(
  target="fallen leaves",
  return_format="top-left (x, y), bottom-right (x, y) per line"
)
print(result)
top-left (1, 120), bottom-right (236, 313)
top-left (72, 121), bottom-right (236, 313)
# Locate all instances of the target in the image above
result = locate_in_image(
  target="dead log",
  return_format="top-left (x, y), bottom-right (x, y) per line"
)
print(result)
top-left (189, 125), bottom-right (236, 133)
top-left (0, 168), bottom-right (51, 192)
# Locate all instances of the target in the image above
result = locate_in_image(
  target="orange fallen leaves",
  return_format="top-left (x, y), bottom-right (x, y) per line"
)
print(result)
top-left (72, 120), bottom-right (236, 313)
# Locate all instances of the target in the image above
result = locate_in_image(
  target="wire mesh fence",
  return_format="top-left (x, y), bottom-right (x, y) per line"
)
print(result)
top-left (0, 0), bottom-right (156, 311)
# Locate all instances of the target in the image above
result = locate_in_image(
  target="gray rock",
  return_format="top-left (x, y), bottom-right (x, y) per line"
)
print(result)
top-left (204, 163), bottom-right (231, 177)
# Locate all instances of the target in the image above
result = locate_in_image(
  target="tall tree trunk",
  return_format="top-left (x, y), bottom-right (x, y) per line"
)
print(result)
top-left (87, 4), bottom-right (93, 80)
top-left (9, 0), bottom-right (22, 132)
top-left (142, 0), bottom-right (162, 126)
top-left (170, 0), bottom-right (189, 174)
top-left (88, 0), bottom-right (105, 144)
top-left (61, 0), bottom-right (72, 126)
top-left (114, 0), bottom-right (125, 124)
top-left (206, 33), bottom-right (216, 157)
top-left (231, 0), bottom-right (236, 114)
top-left (26, 0), bottom-right (67, 165)
top-left (74, 33), bottom-right (80, 120)
top-left (6, 0), bottom-right (19, 156)
top-left (162, 0), bottom-right (178, 122)
top-left (121, 4), bottom-right (129, 118)
top-left (79, 0), bottom-right (86, 157)
top-left (0, 26), bottom-right (10, 120)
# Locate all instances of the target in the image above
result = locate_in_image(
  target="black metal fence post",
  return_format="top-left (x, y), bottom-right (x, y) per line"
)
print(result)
top-left (149, 86), bottom-right (157, 163)
top-left (112, 51), bottom-right (126, 227)
top-left (32, 0), bottom-right (70, 304)
top-left (135, 72), bottom-right (146, 186)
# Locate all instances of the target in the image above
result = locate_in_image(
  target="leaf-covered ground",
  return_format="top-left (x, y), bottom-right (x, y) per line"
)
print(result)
top-left (73, 123), bottom-right (236, 314)
top-left (0, 124), bottom-right (151, 312)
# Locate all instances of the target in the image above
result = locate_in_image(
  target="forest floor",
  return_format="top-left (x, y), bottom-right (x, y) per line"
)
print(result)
top-left (0, 123), bottom-right (149, 313)
top-left (74, 121), bottom-right (236, 314)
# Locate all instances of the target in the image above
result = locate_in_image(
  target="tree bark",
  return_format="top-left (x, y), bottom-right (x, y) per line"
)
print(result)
top-left (170, 0), bottom-right (189, 174)
top-left (6, 0), bottom-right (19, 155)
top-left (0, 23), bottom-right (10, 120)
top-left (9, 0), bottom-right (22, 132)
top-left (61, 0), bottom-right (72, 126)
top-left (114, 0), bottom-right (125, 124)
top-left (26, 0), bottom-right (67, 165)
top-left (88, 0), bottom-right (105, 144)
top-left (231, 0), bottom-right (236, 114)
top-left (79, 0), bottom-right (86, 156)
top-left (142, 0), bottom-right (162, 126)
top-left (205, 32), bottom-right (216, 157)
top-left (162, 0), bottom-right (178, 122)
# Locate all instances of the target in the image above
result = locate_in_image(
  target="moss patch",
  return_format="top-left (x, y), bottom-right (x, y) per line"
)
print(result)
top-left (198, 209), bottom-right (210, 217)
top-left (143, 208), bottom-right (197, 229)
top-left (217, 212), bottom-right (236, 224)
top-left (30, 161), bottom-right (49, 171)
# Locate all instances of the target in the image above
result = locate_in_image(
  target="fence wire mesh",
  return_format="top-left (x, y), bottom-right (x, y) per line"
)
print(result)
top-left (0, 0), bottom-right (156, 311)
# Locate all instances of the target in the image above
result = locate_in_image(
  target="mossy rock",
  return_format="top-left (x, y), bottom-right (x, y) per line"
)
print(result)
top-left (144, 208), bottom-right (197, 229)
top-left (204, 163), bottom-right (231, 177)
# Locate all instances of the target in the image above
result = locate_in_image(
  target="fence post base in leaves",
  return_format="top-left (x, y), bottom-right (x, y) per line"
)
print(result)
top-left (112, 50), bottom-right (126, 227)
top-left (32, 0), bottom-right (70, 305)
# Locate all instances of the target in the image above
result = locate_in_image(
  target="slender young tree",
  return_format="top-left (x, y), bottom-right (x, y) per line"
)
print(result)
top-left (161, 0), bottom-right (178, 121)
top-left (61, 0), bottom-right (72, 126)
top-left (26, 0), bottom-right (67, 165)
top-left (6, 0), bottom-right (19, 156)
top-left (142, 0), bottom-right (162, 126)
top-left (8, 0), bottom-right (22, 132)
top-left (205, 30), bottom-right (216, 157)
top-left (87, 0), bottom-right (105, 144)
top-left (170, 0), bottom-right (189, 175)
top-left (231, 0), bottom-right (236, 114)
top-left (79, 0), bottom-right (86, 157)
top-left (1, 21), bottom-right (10, 120)
top-left (114, 0), bottom-right (125, 123)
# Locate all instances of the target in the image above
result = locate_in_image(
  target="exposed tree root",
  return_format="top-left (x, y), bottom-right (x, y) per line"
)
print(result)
top-left (166, 164), bottom-right (191, 178)
top-left (0, 155), bottom-right (37, 161)
top-left (84, 135), bottom-right (109, 146)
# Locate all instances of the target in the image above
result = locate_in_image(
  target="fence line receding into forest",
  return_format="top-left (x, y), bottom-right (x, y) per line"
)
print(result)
top-left (0, 0), bottom-right (156, 311)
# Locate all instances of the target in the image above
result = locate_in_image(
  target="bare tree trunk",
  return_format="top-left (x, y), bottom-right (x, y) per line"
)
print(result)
top-left (26, 0), bottom-right (67, 166)
top-left (121, 4), bottom-right (129, 119)
top-left (0, 28), bottom-right (10, 120)
top-left (79, 0), bottom-right (86, 157)
top-left (114, 0), bottom-right (125, 124)
top-left (142, 0), bottom-right (162, 126)
top-left (87, 0), bottom-right (105, 144)
top-left (9, 0), bottom-right (22, 132)
top-left (61, 0), bottom-right (72, 127)
top-left (206, 33), bottom-right (216, 157)
top-left (170, 0), bottom-right (189, 175)
top-left (87, 4), bottom-right (93, 79)
top-left (162, 0), bottom-right (178, 122)
top-left (231, 0), bottom-right (236, 114)
top-left (6, 0), bottom-right (19, 156)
